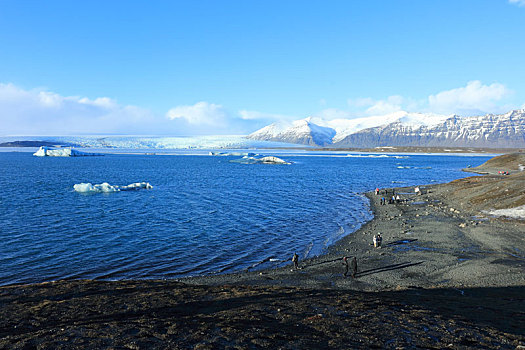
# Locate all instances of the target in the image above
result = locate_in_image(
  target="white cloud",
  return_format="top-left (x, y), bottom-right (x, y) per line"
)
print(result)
top-left (166, 101), bottom-right (228, 126)
top-left (0, 83), bottom-right (157, 135)
top-left (347, 96), bottom-right (408, 117)
top-left (336, 80), bottom-right (513, 120)
top-left (1, 80), bottom-right (518, 137)
top-left (238, 110), bottom-right (294, 122)
top-left (0, 84), bottom-right (286, 136)
top-left (509, 0), bottom-right (525, 7)
top-left (365, 95), bottom-right (404, 115)
top-left (428, 80), bottom-right (511, 115)
top-left (316, 108), bottom-right (352, 120)
top-left (165, 103), bottom-right (294, 135)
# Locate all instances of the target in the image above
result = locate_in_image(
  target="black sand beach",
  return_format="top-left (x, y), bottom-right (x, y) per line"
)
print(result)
top-left (1, 153), bottom-right (524, 349)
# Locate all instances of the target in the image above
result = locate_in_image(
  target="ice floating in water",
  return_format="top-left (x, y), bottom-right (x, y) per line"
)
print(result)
top-left (259, 156), bottom-right (290, 164)
top-left (74, 182), bottom-right (153, 193)
top-left (346, 154), bottom-right (408, 159)
top-left (209, 151), bottom-right (258, 157)
top-left (397, 165), bottom-right (432, 169)
top-left (230, 155), bottom-right (291, 165)
top-left (34, 146), bottom-right (100, 157)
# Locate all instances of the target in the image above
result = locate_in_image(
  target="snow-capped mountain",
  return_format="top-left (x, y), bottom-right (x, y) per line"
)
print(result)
top-left (246, 117), bottom-right (336, 146)
top-left (247, 109), bottom-right (525, 148)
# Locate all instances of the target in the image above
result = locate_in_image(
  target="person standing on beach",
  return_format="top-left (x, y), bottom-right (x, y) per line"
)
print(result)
top-left (351, 257), bottom-right (358, 278)
top-left (342, 257), bottom-right (349, 277)
top-left (292, 253), bottom-right (299, 269)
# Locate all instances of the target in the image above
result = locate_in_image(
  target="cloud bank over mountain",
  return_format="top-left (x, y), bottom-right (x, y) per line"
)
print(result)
top-left (0, 81), bottom-right (521, 136)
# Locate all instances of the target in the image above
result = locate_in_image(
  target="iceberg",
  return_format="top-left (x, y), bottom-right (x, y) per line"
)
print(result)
top-left (74, 182), bottom-right (153, 193)
top-left (259, 156), bottom-right (290, 164)
top-left (230, 155), bottom-right (291, 165)
top-left (209, 151), bottom-right (258, 157)
top-left (33, 146), bottom-right (100, 157)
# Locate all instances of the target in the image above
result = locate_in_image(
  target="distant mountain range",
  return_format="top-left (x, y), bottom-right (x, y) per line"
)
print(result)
top-left (247, 109), bottom-right (525, 148)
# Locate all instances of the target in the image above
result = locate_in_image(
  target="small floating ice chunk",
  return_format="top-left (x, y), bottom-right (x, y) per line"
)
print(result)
top-left (209, 151), bottom-right (258, 157)
top-left (74, 182), bottom-right (153, 193)
top-left (120, 182), bottom-right (154, 191)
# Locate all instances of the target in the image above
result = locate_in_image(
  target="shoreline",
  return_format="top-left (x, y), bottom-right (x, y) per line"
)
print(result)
top-left (181, 153), bottom-right (525, 290)
top-left (181, 178), bottom-right (524, 291)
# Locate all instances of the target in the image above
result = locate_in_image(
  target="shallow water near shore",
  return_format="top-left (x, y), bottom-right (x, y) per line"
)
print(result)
top-left (0, 151), bottom-right (491, 285)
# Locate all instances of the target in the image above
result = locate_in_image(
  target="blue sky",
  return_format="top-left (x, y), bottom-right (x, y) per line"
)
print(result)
top-left (1, 0), bottom-right (524, 135)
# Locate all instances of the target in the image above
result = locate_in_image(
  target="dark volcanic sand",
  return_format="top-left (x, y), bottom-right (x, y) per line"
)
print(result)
top-left (1, 154), bottom-right (524, 349)
top-left (1, 280), bottom-right (524, 349)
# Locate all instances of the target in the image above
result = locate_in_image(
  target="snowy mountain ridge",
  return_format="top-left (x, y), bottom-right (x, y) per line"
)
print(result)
top-left (250, 118), bottom-right (336, 146)
top-left (247, 109), bottom-right (525, 148)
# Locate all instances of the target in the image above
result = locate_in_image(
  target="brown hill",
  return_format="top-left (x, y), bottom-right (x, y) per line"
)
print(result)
top-left (438, 153), bottom-right (525, 214)
top-left (465, 152), bottom-right (525, 174)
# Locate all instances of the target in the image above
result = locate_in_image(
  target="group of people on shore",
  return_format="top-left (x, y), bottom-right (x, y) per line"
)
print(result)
top-left (376, 188), bottom-right (403, 205)
top-left (291, 253), bottom-right (358, 278)
top-left (342, 256), bottom-right (358, 278)
top-left (373, 233), bottom-right (382, 248)
top-left (289, 186), bottom-right (399, 280)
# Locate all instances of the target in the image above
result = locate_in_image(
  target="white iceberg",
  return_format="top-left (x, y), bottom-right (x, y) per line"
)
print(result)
top-left (33, 146), bottom-right (100, 157)
top-left (259, 156), bottom-right (290, 164)
top-left (74, 182), bottom-right (153, 193)
top-left (230, 155), bottom-right (291, 165)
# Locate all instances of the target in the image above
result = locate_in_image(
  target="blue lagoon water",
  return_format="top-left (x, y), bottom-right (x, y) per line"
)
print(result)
top-left (0, 151), bottom-right (491, 285)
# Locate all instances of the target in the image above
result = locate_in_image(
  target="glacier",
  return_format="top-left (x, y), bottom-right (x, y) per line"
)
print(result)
top-left (74, 182), bottom-right (153, 193)
top-left (48, 135), bottom-right (303, 150)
